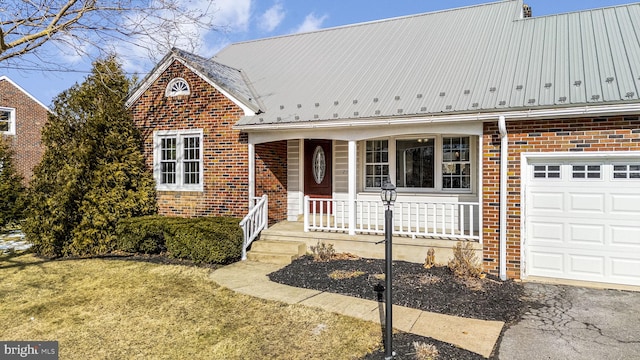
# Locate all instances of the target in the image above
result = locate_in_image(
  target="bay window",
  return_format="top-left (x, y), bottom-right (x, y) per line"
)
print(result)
top-left (154, 129), bottom-right (203, 191)
top-left (364, 135), bottom-right (473, 192)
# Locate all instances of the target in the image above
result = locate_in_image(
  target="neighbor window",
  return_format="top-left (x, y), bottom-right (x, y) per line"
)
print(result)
top-left (154, 129), bottom-right (203, 191)
top-left (0, 107), bottom-right (15, 135)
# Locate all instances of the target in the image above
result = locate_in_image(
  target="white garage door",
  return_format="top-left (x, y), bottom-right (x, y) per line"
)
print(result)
top-left (524, 156), bottom-right (640, 286)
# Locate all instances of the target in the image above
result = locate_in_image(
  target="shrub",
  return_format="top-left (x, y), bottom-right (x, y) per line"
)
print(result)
top-left (310, 241), bottom-right (335, 262)
top-left (0, 137), bottom-right (26, 229)
top-left (413, 341), bottom-right (439, 360)
top-left (165, 217), bottom-right (243, 264)
top-left (448, 241), bottom-right (484, 279)
top-left (116, 216), bottom-right (242, 264)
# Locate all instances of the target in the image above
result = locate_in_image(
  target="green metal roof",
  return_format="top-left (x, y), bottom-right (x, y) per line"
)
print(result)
top-left (210, 0), bottom-right (640, 127)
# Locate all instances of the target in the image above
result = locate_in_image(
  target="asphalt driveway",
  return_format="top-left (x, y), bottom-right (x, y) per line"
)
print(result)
top-left (497, 282), bottom-right (640, 359)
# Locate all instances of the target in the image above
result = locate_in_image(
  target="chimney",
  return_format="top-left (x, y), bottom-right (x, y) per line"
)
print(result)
top-left (523, 4), bottom-right (532, 18)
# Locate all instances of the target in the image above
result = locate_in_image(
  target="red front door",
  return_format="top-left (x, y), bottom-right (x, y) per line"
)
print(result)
top-left (304, 139), bottom-right (332, 213)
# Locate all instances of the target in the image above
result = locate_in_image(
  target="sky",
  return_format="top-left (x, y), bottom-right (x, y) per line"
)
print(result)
top-left (2, 0), bottom-right (637, 107)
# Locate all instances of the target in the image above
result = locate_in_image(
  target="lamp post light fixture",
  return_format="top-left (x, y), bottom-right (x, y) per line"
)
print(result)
top-left (380, 180), bottom-right (397, 360)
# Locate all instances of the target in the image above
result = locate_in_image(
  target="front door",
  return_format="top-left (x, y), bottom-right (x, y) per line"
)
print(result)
top-left (304, 139), bottom-right (332, 212)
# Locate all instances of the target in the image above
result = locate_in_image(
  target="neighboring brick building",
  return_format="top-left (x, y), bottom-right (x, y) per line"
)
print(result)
top-left (131, 1), bottom-right (640, 288)
top-left (0, 76), bottom-right (49, 183)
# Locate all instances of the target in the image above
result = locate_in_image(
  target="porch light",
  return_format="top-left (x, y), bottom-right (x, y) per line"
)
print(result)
top-left (380, 179), bottom-right (396, 359)
top-left (380, 181), bottom-right (397, 207)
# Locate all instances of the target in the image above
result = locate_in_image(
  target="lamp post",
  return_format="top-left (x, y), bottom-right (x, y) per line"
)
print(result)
top-left (380, 180), bottom-right (397, 360)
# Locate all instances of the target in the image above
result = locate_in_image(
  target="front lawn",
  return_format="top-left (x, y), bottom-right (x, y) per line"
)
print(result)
top-left (0, 253), bottom-right (380, 359)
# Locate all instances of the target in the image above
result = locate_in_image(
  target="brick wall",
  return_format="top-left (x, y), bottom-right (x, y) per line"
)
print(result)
top-left (130, 60), bottom-right (287, 221)
top-left (0, 79), bottom-right (48, 183)
top-left (482, 116), bottom-right (640, 279)
top-left (256, 141), bottom-right (288, 224)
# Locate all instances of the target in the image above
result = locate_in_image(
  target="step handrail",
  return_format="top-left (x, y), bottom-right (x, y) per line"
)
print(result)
top-left (239, 194), bottom-right (269, 260)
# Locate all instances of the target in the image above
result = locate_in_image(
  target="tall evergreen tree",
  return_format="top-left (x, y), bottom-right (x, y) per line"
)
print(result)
top-left (24, 56), bottom-right (157, 257)
top-left (0, 137), bottom-right (25, 228)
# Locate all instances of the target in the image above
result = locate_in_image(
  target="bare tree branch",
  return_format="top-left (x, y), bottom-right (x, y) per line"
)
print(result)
top-left (0, 0), bottom-right (218, 65)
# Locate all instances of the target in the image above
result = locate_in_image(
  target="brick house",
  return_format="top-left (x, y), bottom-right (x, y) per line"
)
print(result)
top-left (129, 0), bottom-right (640, 288)
top-left (0, 76), bottom-right (49, 183)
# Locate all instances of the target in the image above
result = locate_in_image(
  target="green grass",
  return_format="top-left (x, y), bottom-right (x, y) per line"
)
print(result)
top-left (0, 253), bottom-right (381, 359)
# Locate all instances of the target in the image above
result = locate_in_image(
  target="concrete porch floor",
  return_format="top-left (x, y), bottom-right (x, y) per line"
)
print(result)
top-left (255, 220), bottom-right (481, 265)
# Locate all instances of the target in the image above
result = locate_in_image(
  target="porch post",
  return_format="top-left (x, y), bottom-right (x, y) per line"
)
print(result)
top-left (348, 140), bottom-right (357, 235)
top-left (248, 141), bottom-right (255, 210)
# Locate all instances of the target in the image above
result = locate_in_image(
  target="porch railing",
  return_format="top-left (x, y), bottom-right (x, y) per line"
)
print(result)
top-left (304, 196), bottom-right (479, 241)
top-left (239, 195), bottom-right (268, 260)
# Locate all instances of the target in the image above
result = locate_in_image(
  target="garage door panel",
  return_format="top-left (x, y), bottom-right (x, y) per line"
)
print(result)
top-left (529, 221), bottom-right (564, 243)
top-left (610, 194), bottom-right (640, 214)
top-left (529, 191), bottom-right (564, 212)
top-left (569, 193), bottom-right (605, 213)
top-left (569, 224), bottom-right (605, 245)
top-left (529, 251), bottom-right (564, 274)
top-left (611, 258), bottom-right (640, 281)
top-left (568, 254), bottom-right (605, 276)
top-left (610, 225), bottom-right (640, 246)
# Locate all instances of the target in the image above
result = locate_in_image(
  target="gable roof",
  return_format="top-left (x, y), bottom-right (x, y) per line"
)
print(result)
top-left (127, 48), bottom-right (261, 114)
top-left (211, 0), bottom-right (640, 128)
top-left (0, 76), bottom-right (50, 111)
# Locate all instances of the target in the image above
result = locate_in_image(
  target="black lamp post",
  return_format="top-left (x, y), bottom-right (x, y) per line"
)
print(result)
top-left (380, 180), bottom-right (397, 360)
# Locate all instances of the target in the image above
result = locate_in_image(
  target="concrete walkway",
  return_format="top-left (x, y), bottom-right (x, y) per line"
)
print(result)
top-left (210, 261), bottom-right (504, 358)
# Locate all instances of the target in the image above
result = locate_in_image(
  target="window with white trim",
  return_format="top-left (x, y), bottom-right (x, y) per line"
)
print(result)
top-left (442, 137), bottom-right (471, 189)
top-left (572, 164), bottom-right (601, 179)
top-left (613, 164), bottom-right (640, 179)
top-left (165, 78), bottom-right (190, 97)
top-left (533, 165), bottom-right (561, 179)
top-left (0, 107), bottom-right (16, 135)
top-left (364, 135), bottom-right (473, 192)
top-left (365, 140), bottom-right (389, 188)
top-left (154, 130), bottom-right (203, 191)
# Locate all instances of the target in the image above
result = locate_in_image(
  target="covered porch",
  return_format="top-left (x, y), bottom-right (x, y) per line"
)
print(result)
top-left (242, 121), bottom-right (484, 262)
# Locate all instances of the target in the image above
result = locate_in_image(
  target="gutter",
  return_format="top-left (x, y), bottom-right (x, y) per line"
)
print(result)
top-left (233, 103), bottom-right (640, 131)
top-left (498, 115), bottom-right (508, 281)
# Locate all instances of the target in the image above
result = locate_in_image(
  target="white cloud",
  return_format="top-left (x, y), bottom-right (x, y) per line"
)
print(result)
top-left (214, 0), bottom-right (252, 32)
top-left (259, 2), bottom-right (286, 32)
top-left (294, 12), bottom-right (328, 33)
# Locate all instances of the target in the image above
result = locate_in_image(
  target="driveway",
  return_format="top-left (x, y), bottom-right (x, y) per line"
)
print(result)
top-left (498, 282), bottom-right (640, 359)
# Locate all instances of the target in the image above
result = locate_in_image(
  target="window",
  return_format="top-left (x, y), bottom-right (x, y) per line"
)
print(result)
top-left (613, 164), bottom-right (640, 179)
top-left (365, 136), bottom-right (473, 192)
top-left (572, 165), bottom-right (601, 179)
top-left (0, 107), bottom-right (15, 135)
top-left (533, 165), bottom-right (561, 179)
top-left (154, 130), bottom-right (203, 191)
top-left (396, 138), bottom-right (434, 188)
top-left (442, 137), bottom-right (470, 189)
top-left (165, 78), bottom-right (190, 97)
top-left (365, 140), bottom-right (389, 188)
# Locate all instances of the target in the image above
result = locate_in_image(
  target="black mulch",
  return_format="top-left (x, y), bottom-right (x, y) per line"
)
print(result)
top-left (269, 255), bottom-right (530, 359)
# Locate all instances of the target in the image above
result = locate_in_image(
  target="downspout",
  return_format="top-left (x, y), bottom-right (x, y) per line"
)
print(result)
top-left (498, 116), bottom-right (508, 281)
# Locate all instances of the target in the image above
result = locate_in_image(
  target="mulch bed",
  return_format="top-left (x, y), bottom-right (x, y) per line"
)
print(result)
top-left (269, 255), bottom-right (529, 359)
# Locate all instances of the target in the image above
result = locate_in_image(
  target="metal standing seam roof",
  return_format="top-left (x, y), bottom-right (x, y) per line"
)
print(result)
top-left (208, 0), bottom-right (640, 127)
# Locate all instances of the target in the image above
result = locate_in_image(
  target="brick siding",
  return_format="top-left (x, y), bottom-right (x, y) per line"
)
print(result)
top-left (0, 79), bottom-right (48, 183)
top-left (130, 60), bottom-right (287, 220)
top-left (482, 116), bottom-right (640, 279)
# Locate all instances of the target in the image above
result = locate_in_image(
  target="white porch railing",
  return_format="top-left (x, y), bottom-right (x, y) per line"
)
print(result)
top-left (239, 195), bottom-right (268, 260)
top-left (304, 196), bottom-right (480, 241)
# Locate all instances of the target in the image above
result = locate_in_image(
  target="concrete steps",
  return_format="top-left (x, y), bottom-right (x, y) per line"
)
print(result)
top-left (255, 221), bottom-right (481, 266)
top-left (246, 239), bottom-right (307, 265)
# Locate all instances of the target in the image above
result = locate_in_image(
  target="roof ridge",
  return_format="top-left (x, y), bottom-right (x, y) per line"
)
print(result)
top-left (219, 1), bottom-right (517, 48)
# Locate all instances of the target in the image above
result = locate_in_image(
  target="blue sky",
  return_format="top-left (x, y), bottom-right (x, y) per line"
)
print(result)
top-left (3, 0), bottom-right (636, 106)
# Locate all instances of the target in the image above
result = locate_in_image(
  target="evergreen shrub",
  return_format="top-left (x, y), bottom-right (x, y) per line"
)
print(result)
top-left (117, 216), bottom-right (243, 264)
